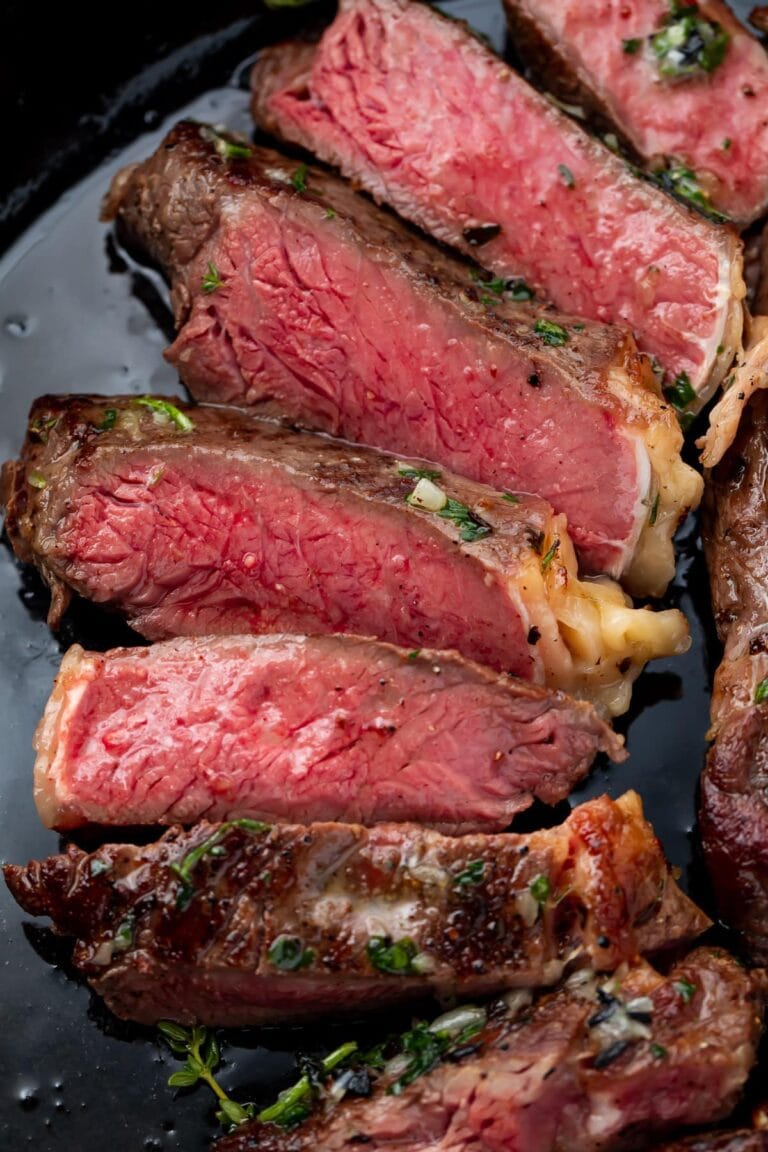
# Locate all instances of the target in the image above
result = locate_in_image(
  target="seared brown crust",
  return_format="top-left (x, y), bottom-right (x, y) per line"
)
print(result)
top-left (215, 948), bottom-right (761, 1152)
top-left (701, 391), bottom-right (768, 962)
top-left (3, 792), bottom-right (708, 1026)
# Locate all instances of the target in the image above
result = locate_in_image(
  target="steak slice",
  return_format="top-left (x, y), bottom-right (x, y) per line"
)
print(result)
top-left (502, 0), bottom-right (768, 227)
top-left (214, 948), bottom-right (761, 1152)
top-left (3, 792), bottom-right (710, 1026)
top-left (33, 634), bottom-right (624, 833)
top-left (103, 122), bottom-right (703, 595)
top-left (250, 0), bottom-right (745, 404)
top-left (1, 395), bottom-right (690, 717)
top-left (701, 390), bottom-right (768, 963)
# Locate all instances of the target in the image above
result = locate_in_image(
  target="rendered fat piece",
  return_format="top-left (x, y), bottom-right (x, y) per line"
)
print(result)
top-left (1, 395), bottom-right (691, 717)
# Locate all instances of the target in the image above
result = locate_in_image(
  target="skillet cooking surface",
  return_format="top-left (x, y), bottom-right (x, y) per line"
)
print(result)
top-left (0, 2), bottom-right (761, 1148)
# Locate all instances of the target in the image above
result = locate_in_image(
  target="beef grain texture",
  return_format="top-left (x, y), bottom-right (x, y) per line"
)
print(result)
top-left (214, 949), bottom-right (761, 1152)
top-left (503, 0), bottom-right (768, 226)
top-left (33, 634), bottom-right (624, 833)
top-left (104, 120), bottom-right (702, 594)
top-left (701, 389), bottom-right (768, 963)
top-left (251, 0), bottom-right (745, 403)
top-left (1, 395), bottom-right (690, 716)
top-left (3, 792), bottom-right (710, 1026)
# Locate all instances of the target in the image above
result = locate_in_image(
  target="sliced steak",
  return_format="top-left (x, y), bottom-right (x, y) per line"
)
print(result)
top-left (250, 0), bottom-right (745, 403)
top-left (103, 122), bottom-right (703, 594)
top-left (3, 792), bottom-right (710, 1026)
top-left (1, 395), bottom-right (690, 716)
top-left (502, 0), bottom-right (768, 226)
top-left (701, 390), bottom-right (768, 962)
top-left (34, 634), bottom-right (624, 833)
top-left (214, 948), bottom-right (761, 1152)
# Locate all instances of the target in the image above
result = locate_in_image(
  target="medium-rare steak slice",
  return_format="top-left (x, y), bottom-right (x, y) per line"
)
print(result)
top-left (1, 395), bottom-right (690, 716)
top-left (250, 0), bottom-right (745, 404)
top-left (3, 792), bottom-right (709, 1026)
top-left (701, 390), bottom-right (768, 963)
top-left (33, 634), bottom-right (624, 833)
top-left (103, 122), bottom-right (703, 594)
top-left (502, 0), bottom-right (768, 226)
top-left (214, 948), bottom-right (761, 1152)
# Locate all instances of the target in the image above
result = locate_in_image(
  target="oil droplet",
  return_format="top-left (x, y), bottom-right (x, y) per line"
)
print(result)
top-left (144, 1139), bottom-right (163, 1150)
top-left (4, 313), bottom-right (35, 338)
top-left (17, 1085), bottom-right (39, 1111)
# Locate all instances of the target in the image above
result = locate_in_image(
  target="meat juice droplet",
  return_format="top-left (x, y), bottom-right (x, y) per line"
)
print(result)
top-left (16, 1084), bottom-right (39, 1111)
top-left (4, 313), bottom-right (35, 338)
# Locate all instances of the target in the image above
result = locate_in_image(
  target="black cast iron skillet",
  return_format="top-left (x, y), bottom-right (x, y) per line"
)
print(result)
top-left (0, 3), bottom-right (763, 1149)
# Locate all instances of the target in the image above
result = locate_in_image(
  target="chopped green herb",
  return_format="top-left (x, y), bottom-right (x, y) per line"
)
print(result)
top-left (674, 978), bottom-right (697, 1003)
top-left (99, 408), bottom-right (117, 431)
top-left (268, 935), bottom-right (316, 972)
top-left (159, 1021), bottom-right (256, 1130)
top-left (202, 262), bottom-right (223, 294)
top-left (652, 164), bottom-right (729, 222)
top-left (650, 1042), bottom-right (668, 1059)
top-left (291, 163), bottom-right (308, 193)
top-left (89, 858), bottom-right (112, 877)
top-left (529, 874), bottom-right (551, 906)
top-left (170, 819), bottom-right (271, 909)
top-left (502, 492), bottom-right (520, 504)
top-left (650, 3), bottom-right (730, 78)
top-left (540, 538), bottom-right (560, 571)
top-left (622, 37), bottom-right (642, 54)
top-left (201, 126), bottom-right (253, 161)
top-left (663, 371), bottom-right (697, 411)
top-left (398, 466), bottom-right (443, 482)
top-left (323, 207), bottom-right (336, 219)
top-left (438, 498), bottom-right (492, 543)
top-left (534, 318), bottom-right (569, 346)
top-left (472, 273), bottom-right (535, 302)
top-left (29, 415), bottom-right (59, 444)
top-left (257, 1043), bottom-right (358, 1128)
top-left (112, 917), bottom-right (134, 953)
top-left (557, 163), bottom-right (575, 189)
top-left (133, 396), bottom-right (196, 433)
top-left (367, 936), bottom-right (422, 975)
top-left (407, 649), bottom-right (422, 661)
top-left (454, 859), bottom-right (486, 887)
top-left (755, 677), bottom-right (768, 704)
top-left (27, 470), bottom-right (47, 490)
top-left (649, 493), bottom-right (660, 526)
top-left (716, 344), bottom-right (725, 355)
top-left (722, 137), bottom-right (732, 150)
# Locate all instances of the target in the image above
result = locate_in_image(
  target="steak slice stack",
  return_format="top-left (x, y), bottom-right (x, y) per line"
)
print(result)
top-left (700, 389), bottom-right (768, 963)
top-left (502, 0), bottom-right (768, 226)
top-left (214, 948), bottom-right (761, 1152)
top-left (103, 121), bottom-right (703, 595)
top-left (251, 0), bottom-right (745, 403)
top-left (1, 395), bottom-right (690, 716)
top-left (3, 792), bottom-right (709, 1026)
top-left (33, 635), bottom-right (624, 833)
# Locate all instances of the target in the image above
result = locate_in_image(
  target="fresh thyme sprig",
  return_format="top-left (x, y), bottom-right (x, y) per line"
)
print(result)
top-left (158, 1021), bottom-right (255, 1129)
